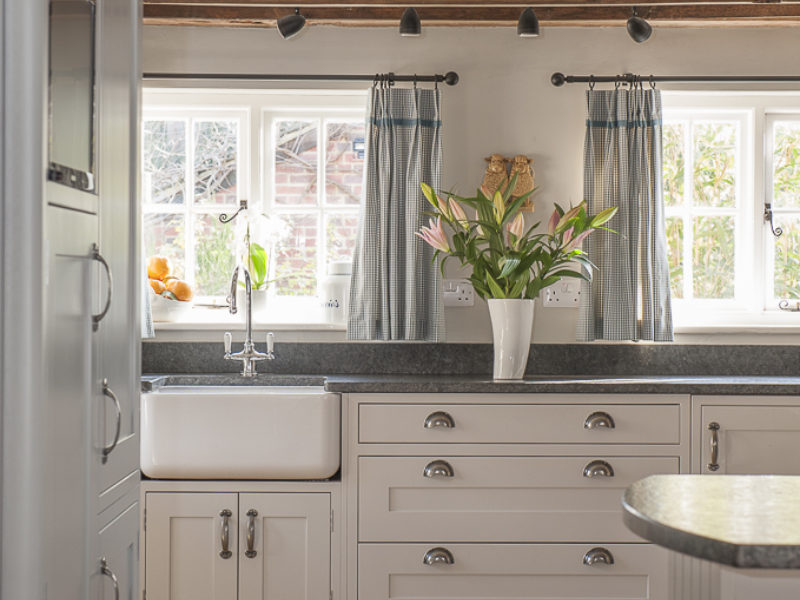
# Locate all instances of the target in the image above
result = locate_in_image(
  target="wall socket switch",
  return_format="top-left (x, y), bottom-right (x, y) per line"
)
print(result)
top-left (543, 280), bottom-right (581, 307)
top-left (443, 280), bottom-right (475, 307)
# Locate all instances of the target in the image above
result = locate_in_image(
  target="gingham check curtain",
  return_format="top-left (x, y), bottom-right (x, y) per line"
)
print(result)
top-left (347, 86), bottom-right (445, 341)
top-left (577, 88), bottom-right (674, 341)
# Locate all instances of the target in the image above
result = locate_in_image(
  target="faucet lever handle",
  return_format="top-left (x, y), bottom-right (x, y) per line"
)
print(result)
top-left (224, 332), bottom-right (232, 356)
top-left (266, 332), bottom-right (275, 356)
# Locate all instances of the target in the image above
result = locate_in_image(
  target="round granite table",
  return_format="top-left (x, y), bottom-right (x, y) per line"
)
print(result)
top-left (623, 474), bottom-right (800, 569)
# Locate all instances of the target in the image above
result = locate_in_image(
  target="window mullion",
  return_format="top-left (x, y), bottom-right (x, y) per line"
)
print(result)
top-left (684, 119), bottom-right (694, 301)
top-left (185, 118), bottom-right (196, 285)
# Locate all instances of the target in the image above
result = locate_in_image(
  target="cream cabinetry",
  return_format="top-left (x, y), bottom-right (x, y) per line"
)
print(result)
top-left (143, 489), bottom-right (333, 600)
top-left (349, 393), bottom-right (689, 600)
top-left (692, 396), bottom-right (800, 599)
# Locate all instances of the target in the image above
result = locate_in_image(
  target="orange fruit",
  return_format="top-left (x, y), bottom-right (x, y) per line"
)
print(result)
top-left (149, 279), bottom-right (166, 295)
top-left (147, 256), bottom-right (171, 281)
top-left (166, 279), bottom-right (193, 302)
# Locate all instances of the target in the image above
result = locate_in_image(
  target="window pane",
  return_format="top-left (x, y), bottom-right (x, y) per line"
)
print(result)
top-left (143, 120), bottom-right (185, 205)
top-left (666, 217), bottom-right (684, 300)
top-left (193, 120), bottom-right (238, 206)
top-left (663, 123), bottom-right (685, 207)
top-left (274, 213), bottom-right (318, 296)
top-left (772, 121), bottom-right (800, 209)
top-left (773, 216), bottom-right (800, 300)
top-left (193, 214), bottom-right (235, 297)
top-left (143, 213), bottom-right (185, 278)
top-left (275, 120), bottom-right (318, 206)
top-left (325, 213), bottom-right (359, 265)
top-left (325, 122), bottom-right (365, 205)
top-left (692, 122), bottom-right (737, 208)
top-left (692, 216), bottom-right (735, 299)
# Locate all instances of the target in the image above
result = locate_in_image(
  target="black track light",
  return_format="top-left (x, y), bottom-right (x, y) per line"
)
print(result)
top-left (277, 8), bottom-right (306, 40)
top-left (517, 7), bottom-right (540, 38)
top-left (399, 7), bottom-right (421, 37)
top-left (626, 8), bottom-right (652, 43)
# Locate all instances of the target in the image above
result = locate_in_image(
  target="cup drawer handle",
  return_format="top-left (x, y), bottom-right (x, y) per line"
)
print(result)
top-left (423, 460), bottom-right (454, 478)
top-left (423, 547), bottom-right (455, 566)
top-left (584, 411), bottom-right (615, 430)
top-left (424, 411), bottom-right (455, 429)
top-left (583, 547), bottom-right (615, 566)
top-left (583, 459), bottom-right (615, 478)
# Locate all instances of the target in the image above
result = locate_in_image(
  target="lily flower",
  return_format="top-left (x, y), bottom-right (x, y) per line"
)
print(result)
top-left (415, 217), bottom-right (451, 253)
top-left (564, 229), bottom-right (593, 252)
top-left (474, 210), bottom-right (484, 237)
top-left (493, 191), bottom-right (506, 223)
top-left (547, 208), bottom-right (560, 236)
top-left (508, 212), bottom-right (524, 244)
top-left (449, 198), bottom-right (469, 229)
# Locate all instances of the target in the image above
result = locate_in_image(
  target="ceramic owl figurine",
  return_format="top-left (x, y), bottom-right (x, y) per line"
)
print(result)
top-left (482, 154), bottom-right (510, 197)
top-left (509, 154), bottom-right (535, 211)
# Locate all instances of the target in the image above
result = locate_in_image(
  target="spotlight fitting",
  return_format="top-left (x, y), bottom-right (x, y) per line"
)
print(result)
top-left (399, 7), bottom-right (421, 37)
top-left (626, 8), bottom-right (652, 43)
top-left (517, 7), bottom-right (540, 38)
top-left (277, 8), bottom-right (306, 40)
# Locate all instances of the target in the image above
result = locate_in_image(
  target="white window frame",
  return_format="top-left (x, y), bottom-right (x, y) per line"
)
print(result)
top-left (142, 88), bottom-right (368, 326)
top-left (663, 92), bottom-right (800, 332)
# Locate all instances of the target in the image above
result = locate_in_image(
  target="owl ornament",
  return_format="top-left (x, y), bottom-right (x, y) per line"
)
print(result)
top-left (481, 154), bottom-right (510, 198)
top-left (509, 155), bottom-right (535, 212)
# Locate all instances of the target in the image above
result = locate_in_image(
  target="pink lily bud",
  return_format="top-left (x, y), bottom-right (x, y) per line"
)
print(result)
top-left (556, 204), bottom-right (582, 231)
top-left (547, 208), bottom-right (560, 236)
top-left (449, 198), bottom-right (468, 229)
top-left (474, 210), bottom-right (484, 237)
top-left (508, 212), bottom-right (524, 239)
top-left (562, 226), bottom-right (574, 246)
top-left (564, 229), bottom-right (592, 252)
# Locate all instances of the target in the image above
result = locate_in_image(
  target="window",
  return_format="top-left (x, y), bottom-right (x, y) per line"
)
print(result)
top-left (662, 93), bottom-right (800, 329)
top-left (142, 89), bottom-right (367, 322)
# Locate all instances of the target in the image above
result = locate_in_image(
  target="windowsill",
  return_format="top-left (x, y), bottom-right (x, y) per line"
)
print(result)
top-left (152, 304), bottom-right (346, 332)
top-left (674, 309), bottom-right (800, 334)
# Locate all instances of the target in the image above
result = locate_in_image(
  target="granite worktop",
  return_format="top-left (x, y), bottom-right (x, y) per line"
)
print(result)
top-left (623, 474), bottom-right (800, 569)
top-left (142, 373), bottom-right (800, 395)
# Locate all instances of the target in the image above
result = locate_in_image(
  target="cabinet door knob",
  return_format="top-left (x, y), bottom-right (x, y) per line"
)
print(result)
top-left (707, 422), bottom-right (721, 472)
top-left (583, 459), bottom-right (615, 478)
top-left (423, 547), bottom-right (455, 566)
top-left (584, 411), bottom-right (615, 430)
top-left (219, 509), bottom-right (233, 559)
top-left (424, 411), bottom-right (455, 429)
top-left (91, 244), bottom-right (113, 332)
top-left (100, 379), bottom-right (122, 464)
top-left (583, 547), bottom-right (615, 566)
top-left (423, 460), bottom-right (454, 478)
top-left (245, 509), bottom-right (258, 558)
top-left (99, 557), bottom-right (120, 600)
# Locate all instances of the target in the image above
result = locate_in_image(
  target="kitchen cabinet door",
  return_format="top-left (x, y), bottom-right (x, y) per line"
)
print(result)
top-left (145, 493), bottom-right (238, 600)
top-left (91, 499), bottom-right (139, 600)
top-left (93, 0), bottom-right (140, 499)
top-left (699, 404), bottom-right (800, 474)
top-left (238, 493), bottom-right (331, 600)
top-left (42, 204), bottom-right (98, 600)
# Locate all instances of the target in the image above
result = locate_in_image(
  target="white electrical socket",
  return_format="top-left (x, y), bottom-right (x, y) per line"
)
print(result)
top-left (543, 280), bottom-right (581, 307)
top-left (443, 280), bottom-right (475, 307)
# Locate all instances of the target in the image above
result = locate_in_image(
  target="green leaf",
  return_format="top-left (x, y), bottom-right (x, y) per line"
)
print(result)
top-left (160, 290), bottom-right (178, 301)
top-left (589, 206), bottom-right (619, 228)
top-left (248, 242), bottom-right (268, 288)
top-left (485, 272), bottom-right (506, 298)
top-left (498, 256), bottom-right (522, 278)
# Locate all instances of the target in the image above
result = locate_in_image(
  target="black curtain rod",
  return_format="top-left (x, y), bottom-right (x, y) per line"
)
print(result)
top-left (551, 72), bottom-right (800, 87)
top-left (143, 71), bottom-right (459, 86)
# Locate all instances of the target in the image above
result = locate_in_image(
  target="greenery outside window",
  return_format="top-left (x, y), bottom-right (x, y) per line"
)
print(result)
top-left (663, 92), bottom-right (800, 330)
top-left (142, 89), bottom-right (367, 324)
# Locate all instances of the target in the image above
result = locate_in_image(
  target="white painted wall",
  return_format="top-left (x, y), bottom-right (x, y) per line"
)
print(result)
top-left (143, 24), bottom-right (800, 344)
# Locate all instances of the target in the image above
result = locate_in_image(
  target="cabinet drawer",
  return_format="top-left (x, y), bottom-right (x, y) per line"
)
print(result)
top-left (359, 403), bottom-right (680, 444)
top-left (359, 455), bottom-right (679, 542)
top-left (358, 543), bottom-right (669, 599)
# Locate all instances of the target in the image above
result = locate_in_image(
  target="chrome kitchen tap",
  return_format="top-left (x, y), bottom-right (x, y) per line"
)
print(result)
top-left (223, 265), bottom-right (275, 377)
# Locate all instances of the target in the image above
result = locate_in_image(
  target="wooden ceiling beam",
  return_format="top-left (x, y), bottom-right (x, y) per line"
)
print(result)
top-left (143, 3), bottom-right (800, 27)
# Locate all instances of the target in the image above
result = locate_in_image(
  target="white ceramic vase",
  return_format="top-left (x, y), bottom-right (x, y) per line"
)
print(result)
top-left (488, 298), bottom-right (535, 380)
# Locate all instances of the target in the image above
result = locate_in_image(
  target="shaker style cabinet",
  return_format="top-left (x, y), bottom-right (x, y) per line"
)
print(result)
top-left (350, 393), bottom-right (689, 600)
top-left (144, 492), bottom-right (331, 600)
top-left (693, 396), bottom-right (800, 600)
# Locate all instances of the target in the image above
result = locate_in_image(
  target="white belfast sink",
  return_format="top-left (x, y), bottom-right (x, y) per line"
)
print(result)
top-left (141, 386), bottom-right (340, 479)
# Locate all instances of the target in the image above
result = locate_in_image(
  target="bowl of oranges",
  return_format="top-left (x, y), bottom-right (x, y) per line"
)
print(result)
top-left (147, 256), bottom-right (194, 321)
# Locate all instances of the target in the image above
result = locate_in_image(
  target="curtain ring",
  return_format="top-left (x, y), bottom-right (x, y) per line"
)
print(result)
top-left (388, 72), bottom-right (396, 87)
top-left (649, 74), bottom-right (656, 89)
top-left (413, 74), bottom-right (417, 89)
top-left (615, 78), bottom-right (621, 90)
top-left (435, 76), bottom-right (439, 90)
top-left (588, 75), bottom-right (595, 91)
top-left (372, 74), bottom-right (379, 88)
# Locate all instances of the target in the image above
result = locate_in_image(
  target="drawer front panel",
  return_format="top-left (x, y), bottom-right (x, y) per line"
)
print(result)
top-left (358, 543), bottom-right (670, 599)
top-left (359, 456), bottom-right (679, 542)
top-left (359, 403), bottom-right (680, 445)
